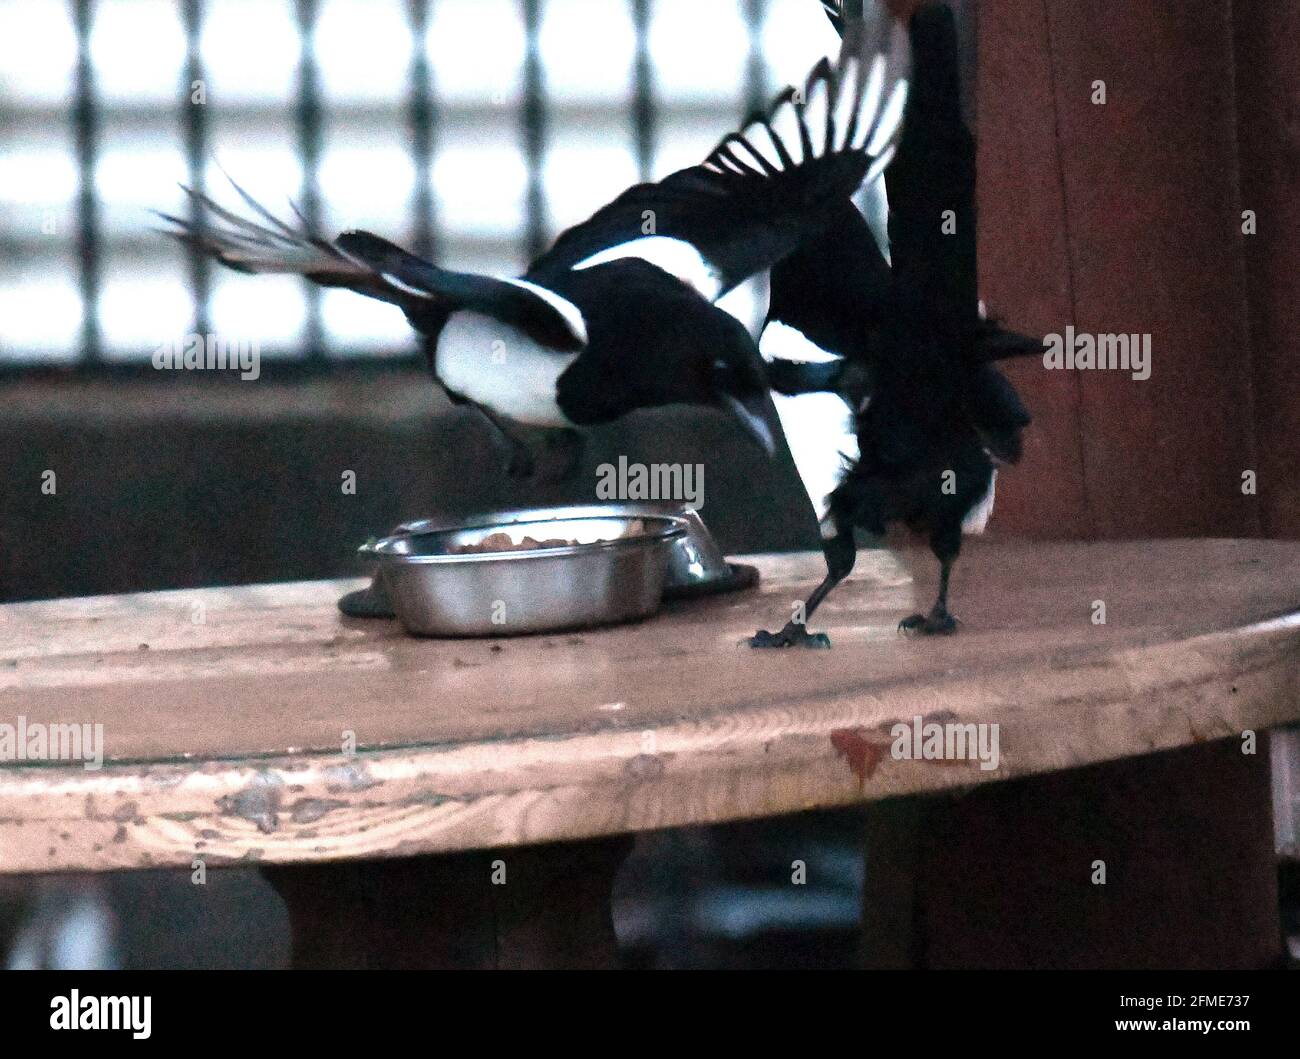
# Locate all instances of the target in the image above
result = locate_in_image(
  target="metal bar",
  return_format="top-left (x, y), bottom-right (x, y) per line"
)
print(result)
top-left (521, 0), bottom-right (548, 262)
top-left (181, 0), bottom-right (210, 344)
top-left (72, 0), bottom-right (102, 364)
top-left (407, 0), bottom-right (438, 261)
top-left (295, 0), bottom-right (325, 359)
top-left (744, 0), bottom-right (770, 335)
top-left (631, 0), bottom-right (655, 182)
top-left (744, 0), bottom-right (768, 115)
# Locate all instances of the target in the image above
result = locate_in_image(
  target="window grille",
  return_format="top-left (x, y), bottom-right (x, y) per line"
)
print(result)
top-left (0, 0), bottom-right (844, 370)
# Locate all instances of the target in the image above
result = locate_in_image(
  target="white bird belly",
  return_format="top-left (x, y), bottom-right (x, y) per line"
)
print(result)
top-left (435, 311), bottom-right (580, 428)
top-left (962, 469), bottom-right (997, 534)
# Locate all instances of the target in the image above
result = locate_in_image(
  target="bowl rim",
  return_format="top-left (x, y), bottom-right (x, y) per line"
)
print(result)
top-left (363, 501), bottom-right (696, 545)
top-left (372, 513), bottom-right (688, 566)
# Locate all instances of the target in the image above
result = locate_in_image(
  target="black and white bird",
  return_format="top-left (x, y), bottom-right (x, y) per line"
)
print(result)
top-left (752, 1), bottom-right (1039, 648)
top-left (162, 12), bottom-right (909, 479)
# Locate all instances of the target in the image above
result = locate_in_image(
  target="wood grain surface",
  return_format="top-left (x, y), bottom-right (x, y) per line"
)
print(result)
top-left (1, 539), bottom-right (1297, 873)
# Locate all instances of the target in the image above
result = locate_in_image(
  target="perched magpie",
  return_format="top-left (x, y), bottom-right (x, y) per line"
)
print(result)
top-left (162, 13), bottom-right (909, 479)
top-left (751, 1), bottom-right (1038, 648)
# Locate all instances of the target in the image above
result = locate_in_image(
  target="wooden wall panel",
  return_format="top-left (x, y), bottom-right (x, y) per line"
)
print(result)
top-left (1234, 0), bottom-right (1300, 539)
top-left (981, 0), bottom-right (1260, 540)
top-left (976, 0), bottom-right (1089, 538)
top-left (1045, 0), bottom-right (1257, 539)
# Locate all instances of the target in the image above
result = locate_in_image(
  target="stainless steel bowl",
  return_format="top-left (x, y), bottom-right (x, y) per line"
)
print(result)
top-left (368, 502), bottom-right (737, 593)
top-left (372, 514), bottom-right (686, 637)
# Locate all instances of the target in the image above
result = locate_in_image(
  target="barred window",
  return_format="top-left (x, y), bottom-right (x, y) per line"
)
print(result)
top-left (0, 0), bottom-right (843, 369)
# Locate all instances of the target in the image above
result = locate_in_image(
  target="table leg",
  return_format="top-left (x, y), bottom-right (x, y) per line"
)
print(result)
top-left (859, 796), bottom-right (929, 969)
top-left (0, 876), bottom-right (35, 963)
top-left (262, 835), bottom-right (633, 969)
top-left (867, 738), bottom-right (1282, 969)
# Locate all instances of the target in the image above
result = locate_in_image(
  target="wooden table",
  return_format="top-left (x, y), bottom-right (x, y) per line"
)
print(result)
top-left (2, 540), bottom-right (1298, 967)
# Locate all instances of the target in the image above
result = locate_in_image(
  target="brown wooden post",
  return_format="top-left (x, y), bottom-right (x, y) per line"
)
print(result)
top-left (1233, 0), bottom-right (1300, 541)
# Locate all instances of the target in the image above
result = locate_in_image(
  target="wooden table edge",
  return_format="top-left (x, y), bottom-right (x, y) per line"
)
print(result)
top-left (3, 609), bottom-right (1297, 874)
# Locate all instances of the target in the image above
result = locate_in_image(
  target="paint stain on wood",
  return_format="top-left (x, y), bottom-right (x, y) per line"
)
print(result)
top-left (830, 728), bottom-right (891, 790)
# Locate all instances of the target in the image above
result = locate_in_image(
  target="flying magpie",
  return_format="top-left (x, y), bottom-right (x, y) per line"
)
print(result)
top-left (162, 12), bottom-right (910, 479)
top-left (751, 1), bottom-right (1039, 648)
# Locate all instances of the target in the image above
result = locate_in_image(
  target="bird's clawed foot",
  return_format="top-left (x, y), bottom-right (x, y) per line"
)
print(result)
top-left (897, 607), bottom-right (960, 635)
top-left (748, 621), bottom-right (832, 649)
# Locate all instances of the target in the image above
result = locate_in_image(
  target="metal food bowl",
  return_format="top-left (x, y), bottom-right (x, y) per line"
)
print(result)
top-left (339, 503), bottom-right (759, 627)
top-left (370, 514), bottom-right (687, 637)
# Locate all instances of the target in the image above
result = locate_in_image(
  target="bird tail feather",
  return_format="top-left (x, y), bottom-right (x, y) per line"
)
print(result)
top-left (157, 180), bottom-right (381, 291)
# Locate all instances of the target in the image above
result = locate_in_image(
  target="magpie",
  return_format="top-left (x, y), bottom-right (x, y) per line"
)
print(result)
top-left (161, 12), bottom-right (910, 479)
top-left (751, 1), bottom-right (1038, 648)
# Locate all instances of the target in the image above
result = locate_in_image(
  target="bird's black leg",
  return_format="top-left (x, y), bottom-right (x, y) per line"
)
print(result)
top-left (472, 404), bottom-right (535, 479)
top-left (899, 529), bottom-right (961, 635)
top-left (749, 522), bottom-right (856, 649)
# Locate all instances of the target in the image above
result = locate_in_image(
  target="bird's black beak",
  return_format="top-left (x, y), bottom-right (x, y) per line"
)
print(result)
top-left (712, 353), bottom-right (781, 458)
top-left (719, 391), bottom-right (778, 458)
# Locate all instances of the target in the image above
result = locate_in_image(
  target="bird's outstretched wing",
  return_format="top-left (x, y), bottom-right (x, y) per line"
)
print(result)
top-left (766, 198), bottom-right (890, 365)
top-left (159, 181), bottom-right (588, 352)
top-left (821, 0), bottom-right (850, 35)
top-left (528, 10), bottom-right (909, 301)
top-left (766, 3), bottom-right (1043, 388)
top-left (761, 2), bottom-right (1032, 526)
